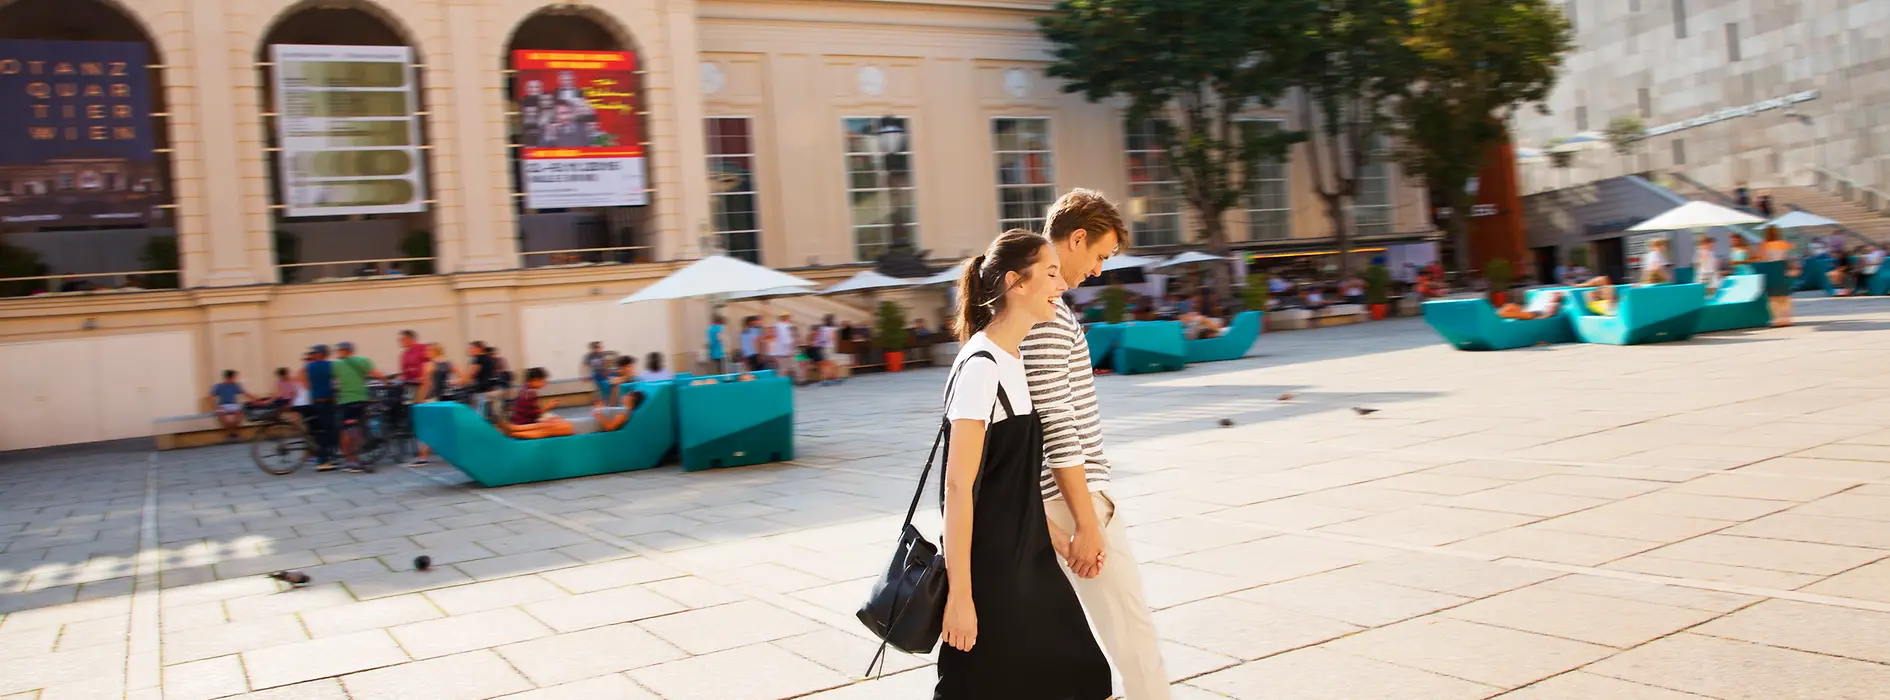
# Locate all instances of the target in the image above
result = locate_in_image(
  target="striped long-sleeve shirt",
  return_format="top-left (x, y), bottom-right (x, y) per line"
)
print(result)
top-left (1023, 299), bottom-right (1110, 500)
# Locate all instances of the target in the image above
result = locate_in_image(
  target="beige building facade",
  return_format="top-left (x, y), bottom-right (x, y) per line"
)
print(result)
top-left (0, 0), bottom-right (1432, 451)
top-left (1513, 0), bottom-right (1890, 194)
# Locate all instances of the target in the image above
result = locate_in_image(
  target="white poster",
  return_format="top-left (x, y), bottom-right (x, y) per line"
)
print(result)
top-left (521, 156), bottom-right (647, 210)
top-left (271, 44), bottom-right (427, 218)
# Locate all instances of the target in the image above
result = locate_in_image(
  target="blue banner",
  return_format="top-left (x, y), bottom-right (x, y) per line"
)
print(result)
top-left (0, 39), bottom-right (164, 224)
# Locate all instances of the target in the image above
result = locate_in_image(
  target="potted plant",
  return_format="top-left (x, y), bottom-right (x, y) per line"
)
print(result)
top-left (1364, 264), bottom-right (1390, 320)
top-left (1243, 273), bottom-right (1269, 312)
top-left (1485, 257), bottom-right (1514, 305)
top-left (1567, 246), bottom-right (1590, 274)
top-left (1100, 286), bottom-right (1129, 324)
top-left (874, 300), bottom-right (910, 372)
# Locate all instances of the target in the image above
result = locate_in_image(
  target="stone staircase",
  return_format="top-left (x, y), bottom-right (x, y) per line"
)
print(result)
top-left (1767, 186), bottom-right (1890, 245)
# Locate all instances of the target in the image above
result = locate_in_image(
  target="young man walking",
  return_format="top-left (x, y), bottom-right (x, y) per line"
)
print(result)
top-left (1025, 188), bottom-right (1171, 699)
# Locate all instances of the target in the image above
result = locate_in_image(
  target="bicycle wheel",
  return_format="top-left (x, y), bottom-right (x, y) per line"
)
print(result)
top-left (251, 422), bottom-right (309, 476)
top-left (357, 416), bottom-right (390, 466)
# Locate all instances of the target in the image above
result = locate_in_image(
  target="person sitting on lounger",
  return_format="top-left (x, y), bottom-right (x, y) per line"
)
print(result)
top-left (1570, 276), bottom-right (1618, 316)
top-left (1180, 311), bottom-right (1226, 340)
top-left (1496, 290), bottom-right (1567, 320)
top-left (497, 367), bottom-right (574, 439)
top-left (566, 389), bottom-right (646, 434)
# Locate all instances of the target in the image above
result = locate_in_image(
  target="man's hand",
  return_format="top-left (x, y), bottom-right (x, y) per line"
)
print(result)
top-left (1047, 519), bottom-right (1073, 563)
top-left (1068, 526), bottom-right (1106, 579)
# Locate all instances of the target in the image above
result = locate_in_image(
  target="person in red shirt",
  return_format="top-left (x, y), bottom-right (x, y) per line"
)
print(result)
top-left (497, 367), bottom-right (574, 439)
top-left (397, 330), bottom-right (428, 384)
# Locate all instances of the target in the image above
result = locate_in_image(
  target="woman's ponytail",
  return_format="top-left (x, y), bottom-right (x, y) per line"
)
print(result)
top-left (952, 229), bottom-right (1052, 341)
top-left (954, 254), bottom-right (992, 341)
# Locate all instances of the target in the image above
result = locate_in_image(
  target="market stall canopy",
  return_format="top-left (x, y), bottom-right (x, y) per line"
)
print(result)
top-left (1100, 254), bottom-right (1163, 273)
top-left (1628, 201), bottom-right (1767, 231)
top-left (1764, 210), bottom-right (1842, 229)
top-left (1155, 251), bottom-right (1230, 268)
top-left (617, 255), bottom-right (816, 304)
top-left (820, 270), bottom-right (919, 295)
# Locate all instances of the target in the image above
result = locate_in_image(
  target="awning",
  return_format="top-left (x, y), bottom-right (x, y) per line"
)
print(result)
top-left (618, 256), bottom-right (816, 304)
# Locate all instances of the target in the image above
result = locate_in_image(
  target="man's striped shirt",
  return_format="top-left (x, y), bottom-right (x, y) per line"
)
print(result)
top-left (1023, 299), bottom-right (1110, 500)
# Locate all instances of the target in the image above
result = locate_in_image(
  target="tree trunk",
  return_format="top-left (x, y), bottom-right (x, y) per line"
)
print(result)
top-left (1448, 185), bottom-right (1473, 273)
top-left (1320, 193), bottom-right (1352, 277)
top-left (1200, 206), bottom-right (1233, 313)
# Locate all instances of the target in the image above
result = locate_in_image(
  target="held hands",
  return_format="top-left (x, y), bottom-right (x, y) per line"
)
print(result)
top-left (1067, 527), bottom-right (1107, 579)
top-left (942, 592), bottom-right (977, 652)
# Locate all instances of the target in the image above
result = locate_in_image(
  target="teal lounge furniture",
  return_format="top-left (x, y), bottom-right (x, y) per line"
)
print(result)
top-left (1084, 323), bottom-right (1126, 370)
top-left (1869, 269), bottom-right (1890, 296)
top-left (676, 372), bottom-right (794, 471)
top-left (1795, 255), bottom-right (1834, 294)
top-left (412, 382), bottom-right (677, 488)
top-left (1185, 311), bottom-right (1264, 363)
top-left (1421, 288), bottom-right (1576, 351)
top-left (1694, 274), bottom-right (1771, 333)
top-left (1565, 283), bottom-right (1707, 345)
top-left (1110, 321), bottom-right (1187, 375)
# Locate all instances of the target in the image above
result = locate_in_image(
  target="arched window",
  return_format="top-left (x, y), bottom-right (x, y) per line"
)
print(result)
top-left (505, 8), bottom-right (654, 268)
top-left (258, 1), bottom-right (435, 283)
top-left (0, 0), bottom-right (177, 297)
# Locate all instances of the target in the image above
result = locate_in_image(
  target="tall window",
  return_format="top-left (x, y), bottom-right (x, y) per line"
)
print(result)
top-left (1124, 120), bottom-right (1182, 247)
top-left (992, 118), bottom-right (1055, 233)
top-left (1576, 106), bottom-right (1589, 132)
top-left (1673, 0), bottom-right (1687, 38)
top-left (844, 116), bottom-right (917, 261)
top-left (1239, 119), bottom-right (1290, 241)
top-left (1353, 133), bottom-right (1393, 236)
top-left (1726, 22), bottom-right (1741, 62)
top-left (706, 117), bottom-right (761, 264)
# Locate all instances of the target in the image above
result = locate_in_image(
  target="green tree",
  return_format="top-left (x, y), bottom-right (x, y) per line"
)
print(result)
top-left (1284, 0), bottom-right (1416, 276)
top-left (1604, 114), bottom-right (1646, 157)
top-left (1395, 0), bottom-right (1573, 271)
top-left (1039, 0), bottom-right (1310, 298)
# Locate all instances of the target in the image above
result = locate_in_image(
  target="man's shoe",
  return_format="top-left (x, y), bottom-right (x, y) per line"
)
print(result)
top-left (316, 462), bottom-right (338, 472)
top-left (343, 463), bottom-right (371, 474)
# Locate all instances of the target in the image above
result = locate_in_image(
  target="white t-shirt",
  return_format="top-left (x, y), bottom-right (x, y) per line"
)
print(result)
top-left (815, 325), bottom-right (837, 350)
top-left (638, 369), bottom-right (675, 383)
top-left (770, 321), bottom-right (796, 356)
top-left (1642, 248), bottom-right (1669, 281)
top-left (1694, 246), bottom-right (1720, 279)
top-left (1866, 250), bottom-right (1885, 274)
top-left (943, 333), bottom-right (1032, 425)
top-left (1523, 291), bottom-right (1563, 316)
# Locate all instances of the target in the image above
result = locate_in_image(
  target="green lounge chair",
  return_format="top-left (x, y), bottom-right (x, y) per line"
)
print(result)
top-left (1185, 311), bottom-right (1264, 363)
top-left (1565, 283), bottom-right (1707, 345)
top-left (676, 372), bottom-right (794, 471)
top-left (412, 382), bottom-right (677, 488)
top-left (1694, 274), bottom-right (1771, 333)
top-left (1110, 321), bottom-right (1187, 375)
top-left (1421, 288), bottom-right (1576, 351)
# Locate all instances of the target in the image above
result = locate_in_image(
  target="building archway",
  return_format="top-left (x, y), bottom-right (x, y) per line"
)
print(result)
top-left (0, 0), bottom-right (176, 297)
top-left (504, 7), bottom-right (655, 268)
top-left (257, 0), bottom-right (437, 282)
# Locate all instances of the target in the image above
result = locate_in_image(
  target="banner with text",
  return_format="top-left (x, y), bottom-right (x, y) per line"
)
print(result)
top-left (271, 44), bottom-right (427, 218)
top-left (0, 40), bottom-right (165, 225)
top-left (512, 50), bottom-right (646, 209)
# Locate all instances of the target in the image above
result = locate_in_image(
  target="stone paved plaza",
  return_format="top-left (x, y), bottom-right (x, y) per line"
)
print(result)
top-left (7, 298), bottom-right (1890, 700)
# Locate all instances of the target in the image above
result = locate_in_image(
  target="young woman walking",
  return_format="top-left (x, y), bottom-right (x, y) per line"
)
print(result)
top-left (936, 230), bottom-right (1110, 699)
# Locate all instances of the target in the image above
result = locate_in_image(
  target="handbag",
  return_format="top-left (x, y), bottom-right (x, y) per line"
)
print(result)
top-left (856, 350), bottom-right (1012, 675)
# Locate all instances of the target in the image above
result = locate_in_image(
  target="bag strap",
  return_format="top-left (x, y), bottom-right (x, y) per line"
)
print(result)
top-left (897, 350), bottom-right (999, 528)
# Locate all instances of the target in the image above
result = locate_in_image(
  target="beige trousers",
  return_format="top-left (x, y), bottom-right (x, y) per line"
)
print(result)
top-left (1045, 492), bottom-right (1171, 700)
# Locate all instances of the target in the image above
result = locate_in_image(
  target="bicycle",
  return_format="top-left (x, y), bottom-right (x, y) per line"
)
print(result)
top-left (351, 382), bottom-right (416, 467)
top-left (248, 403), bottom-right (312, 476)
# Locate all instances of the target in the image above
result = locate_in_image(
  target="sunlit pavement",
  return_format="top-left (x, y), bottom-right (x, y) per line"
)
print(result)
top-left (6, 295), bottom-right (1890, 699)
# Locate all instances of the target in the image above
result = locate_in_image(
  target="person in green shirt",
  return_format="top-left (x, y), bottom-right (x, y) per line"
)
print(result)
top-left (331, 341), bottom-right (384, 472)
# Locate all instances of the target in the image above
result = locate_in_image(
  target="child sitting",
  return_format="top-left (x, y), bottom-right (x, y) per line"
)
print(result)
top-left (497, 368), bottom-right (574, 439)
top-left (567, 389), bottom-right (646, 434)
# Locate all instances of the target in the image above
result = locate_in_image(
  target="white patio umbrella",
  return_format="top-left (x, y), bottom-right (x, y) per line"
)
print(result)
top-left (617, 255), bottom-right (816, 305)
top-left (726, 285), bottom-right (815, 302)
top-left (1628, 201), bottom-right (1767, 232)
top-left (1154, 251), bottom-right (1229, 269)
top-left (1100, 254), bottom-right (1162, 272)
top-left (819, 270), bottom-right (919, 295)
top-left (918, 261), bottom-right (969, 286)
top-left (1764, 210), bottom-right (1842, 229)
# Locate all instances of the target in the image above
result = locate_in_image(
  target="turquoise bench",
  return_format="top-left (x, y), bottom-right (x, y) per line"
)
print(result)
top-left (1110, 321), bottom-right (1187, 375)
top-left (1795, 255), bottom-right (1835, 294)
top-left (1422, 288), bottom-right (1576, 351)
top-left (676, 372), bottom-right (794, 471)
top-left (412, 382), bottom-right (677, 488)
top-left (1084, 323), bottom-right (1125, 370)
top-left (1566, 283), bottom-right (1707, 345)
top-left (1185, 311), bottom-right (1263, 363)
top-left (1694, 274), bottom-right (1771, 333)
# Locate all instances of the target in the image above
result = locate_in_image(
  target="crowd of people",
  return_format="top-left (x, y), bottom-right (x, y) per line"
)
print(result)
top-left (714, 312), bottom-right (946, 386)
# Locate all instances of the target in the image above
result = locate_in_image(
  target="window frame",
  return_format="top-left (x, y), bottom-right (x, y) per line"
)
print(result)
top-left (990, 116), bottom-right (1057, 234)
top-left (1123, 119), bottom-right (1184, 248)
top-left (1237, 118), bottom-right (1292, 242)
top-left (841, 114), bottom-right (920, 262)
top-left (1351, 131), bottom-right (1395, 237)
top-left (705, 115), bottom-right (763, 264)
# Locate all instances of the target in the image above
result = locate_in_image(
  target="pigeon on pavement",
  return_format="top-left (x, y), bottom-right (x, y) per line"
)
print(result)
top-left (1352, 407), bottom-right (1380, 416)
top-left (267, 570), bottom-right (310, 587)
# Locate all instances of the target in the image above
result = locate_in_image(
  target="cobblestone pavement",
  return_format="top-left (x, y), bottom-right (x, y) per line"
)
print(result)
top-left (7, 298), bottom-right (1890, 699)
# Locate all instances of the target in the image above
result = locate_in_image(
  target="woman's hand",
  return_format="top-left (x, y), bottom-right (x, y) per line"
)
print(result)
top-left (942, 592), bottom-right (977, 652)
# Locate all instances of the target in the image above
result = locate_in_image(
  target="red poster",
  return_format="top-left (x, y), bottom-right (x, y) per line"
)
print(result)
top-left (511, 50), bottom-right (645, 207)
